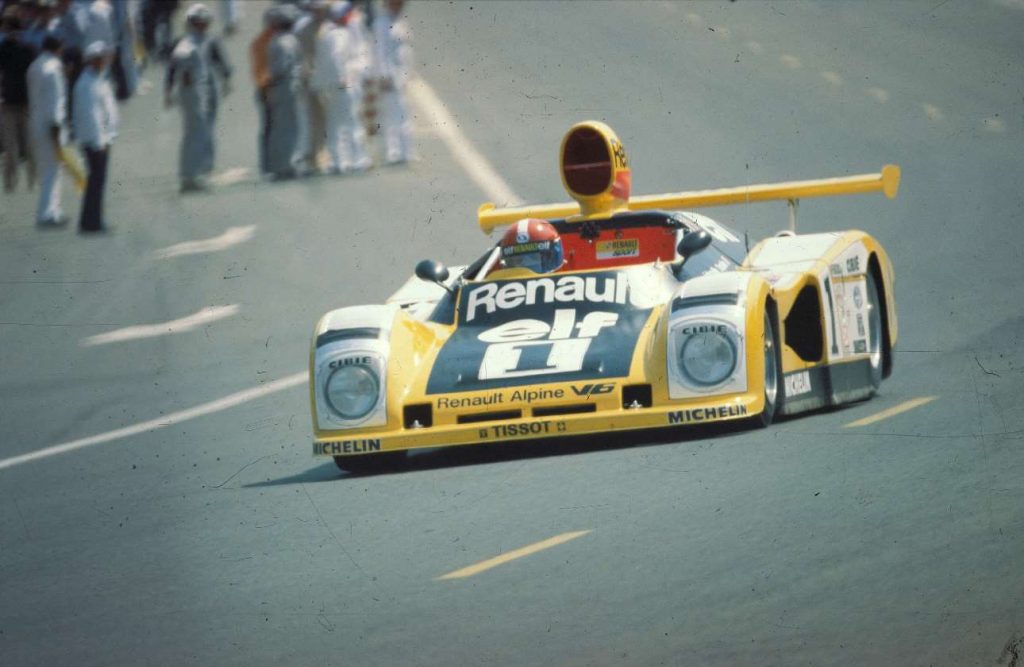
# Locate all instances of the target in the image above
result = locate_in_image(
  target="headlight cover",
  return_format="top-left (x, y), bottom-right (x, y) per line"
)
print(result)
top-left (324, 364), bottom-right (380, 420)
top-left (676, 323), bottom-right (738, 388)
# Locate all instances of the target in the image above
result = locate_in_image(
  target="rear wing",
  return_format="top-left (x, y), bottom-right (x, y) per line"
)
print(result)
top-left (479, 165), bottom-right (901, 234)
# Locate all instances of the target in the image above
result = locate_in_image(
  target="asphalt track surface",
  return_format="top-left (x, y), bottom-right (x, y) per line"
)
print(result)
top-left (1, 2), bottom-right (1023, 665)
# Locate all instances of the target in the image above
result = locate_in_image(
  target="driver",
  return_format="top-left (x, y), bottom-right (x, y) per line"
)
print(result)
top-left (499, 218), bottom-right (565, 274)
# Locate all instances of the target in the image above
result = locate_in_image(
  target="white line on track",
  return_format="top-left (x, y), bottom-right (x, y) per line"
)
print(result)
top-left (80, 304), bottom-right (240, 347)
top-left (865, 87), bottom-right (890, 103)
top-left (843, 396), bottom-right (938, 428)
top-left (407, 78), bottom-right (522, 206)
top-left (153, 225), bottom-right (256, 259)
top-left (779, 54), bottom-right (802, 70)
top-left (436, 530), bottom-right (592, 580)
top-left (821, 71), bottom-right (843, 86)
top-left (0, 372), bottom-right (308, 472)
top-left (923, 104), bottom-right (944, 121)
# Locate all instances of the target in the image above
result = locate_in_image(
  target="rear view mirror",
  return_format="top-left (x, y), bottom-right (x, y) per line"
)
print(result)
top-left (678, 230), bottom-right (712, 259)
top-left (415, 259), bottom-right (453, 293)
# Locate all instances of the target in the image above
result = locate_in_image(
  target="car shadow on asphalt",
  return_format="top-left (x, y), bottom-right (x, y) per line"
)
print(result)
top-left (244, 419), bottom-right (765, 487)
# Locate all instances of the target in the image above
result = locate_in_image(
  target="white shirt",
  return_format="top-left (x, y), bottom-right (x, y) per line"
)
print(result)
top-left (27, 52), bottom-right (67, 132)
top-left (312, 23), bottom-right (354, 92)
top-left (373, 11), bottom-right (411, 86)
top-left (73, 67), bottom-right (118, 149)
top-left (84, 0), bottom-right (115, 49)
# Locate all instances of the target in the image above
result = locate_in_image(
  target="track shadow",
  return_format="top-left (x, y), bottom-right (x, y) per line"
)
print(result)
top-left (246, 419), bottom-right (759, 487)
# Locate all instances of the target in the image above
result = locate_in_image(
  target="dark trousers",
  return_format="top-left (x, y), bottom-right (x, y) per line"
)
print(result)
top-left (80, 146), bottom-right (109, 231)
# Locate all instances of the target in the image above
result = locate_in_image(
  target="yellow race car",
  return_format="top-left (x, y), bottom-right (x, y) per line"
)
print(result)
top-left (311, 122), bottom-right (900, 472)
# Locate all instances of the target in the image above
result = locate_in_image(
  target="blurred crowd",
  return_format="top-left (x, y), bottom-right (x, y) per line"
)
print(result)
top-left (0, 0), bottom-right (413, 232)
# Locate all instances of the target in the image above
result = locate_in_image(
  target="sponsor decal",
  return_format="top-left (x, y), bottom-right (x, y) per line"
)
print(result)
top-left (315, 440), bottom-right (382, 455)
top-left (856, 313), bottom-right (865, 337)
top-left (681, 324), bottom-right (728, 336)
top-left (478, 420), bottom-right (567, 439)
top-left (571, 383), bottom-right (615, 398)
top-left (328, 356), bottom-right (372, 369)
top-left (854, 339), bottom-right (868, 354)
top-left (503, 240), bottom-right (551, 257)
top-left (667, 404), bottom-right (748, 424)
top-left (596, 238), bottom-right (639, 260)
top-left (830, 263), bottom-right (843, 277)
top-left (463, 274), bottom-right (628, 323)
top-left (853, 286), bottom-right (863, 309)
top-left (846, 256), bottom-right (861, 273)
top-left (784, 370), bottom-right (812, 397)
top-left (436, 392), bottom-right (505, 409)
top-left (611, 139), bottom-right (629, 169)
top-left (427, 272), bottom-right (650, 394)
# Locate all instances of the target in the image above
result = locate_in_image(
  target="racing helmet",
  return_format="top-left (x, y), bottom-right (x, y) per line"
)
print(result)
top-left (499, 219), bottom-right (564, 274)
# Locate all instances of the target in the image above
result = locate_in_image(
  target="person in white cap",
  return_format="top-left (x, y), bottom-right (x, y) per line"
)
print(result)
top-left (263, 3), bottom-right (301, 179)
top-left (27, 32), bottom-right (69, 226)
top-left (72, 40), bottom-right (117, 232)
top-left (313, 0), bottom-right (370, 174)
top-left (165, 2), bottom-right (231, 192)
top-left (373, 0), bottom-right (413, 165)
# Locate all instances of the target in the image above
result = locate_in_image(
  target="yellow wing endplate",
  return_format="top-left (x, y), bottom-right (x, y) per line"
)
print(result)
top-left (477, 122), bottom-right (900, 234)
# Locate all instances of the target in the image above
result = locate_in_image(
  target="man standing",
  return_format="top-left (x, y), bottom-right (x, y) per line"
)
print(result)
top-left (293, 0), bottom-right (328, 172)
top-left (374, 0), bottom-right (412, 165)
top-left (72, 40), bottom-right (116, 232)
top-left (0, 14), bottom-right (37, 192)
top-left (165, 3), bottom-right (231, 192)
top-left (263, 5), bottom-right (301, 179)
top-left (314, 1), bottom-right (370, 174)
top-left (249, 6), bottom-right (274, 176)
top-left (27, 32), bottom-right (68, 226)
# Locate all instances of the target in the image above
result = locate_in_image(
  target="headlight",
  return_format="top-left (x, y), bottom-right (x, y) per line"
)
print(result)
top-left (324, 365), bottom-right (379, 420)
top-left (679, 327), bottom-right (737, 387)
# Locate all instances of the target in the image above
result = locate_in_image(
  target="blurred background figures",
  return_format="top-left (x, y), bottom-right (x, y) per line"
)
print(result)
top-left (165, 2), bottom-right (231, 193)
top-left (293, 0), bottom-right (328, 173)
top-left (249, 6), bottom-right (274, 176)
top-left (263, 3), bottom-right (301, 180)
top-left (1, 11), bottom-right (37, 193)
top-left (138, 0), bottom-right (178, 62)
top-left (72, 39), bottom-right (117, 232)
top-left (218, 0), bottom-right (238, 36)
top-left (26, 32), bottom-right (68, 225)
top-left (374, 0), bottom-right (412, 165)
top-left (314, 0), bottom-right (370, 175)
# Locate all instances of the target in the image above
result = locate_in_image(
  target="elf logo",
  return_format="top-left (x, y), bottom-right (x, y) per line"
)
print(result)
top-left (477, 309), bottom-right (618, 381)
top-left (570, 382), bottom-right (615, 398)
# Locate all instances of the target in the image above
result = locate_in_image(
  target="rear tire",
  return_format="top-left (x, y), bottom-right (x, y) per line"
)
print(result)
top-left (865, 272), bottom-right (884, 394)
top-left (753, 308), bottom-right (782, 428)
top-left (334, 451), bottom-right (406, 474)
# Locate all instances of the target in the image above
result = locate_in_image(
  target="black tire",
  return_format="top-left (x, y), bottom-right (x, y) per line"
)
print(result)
top-left (334, 451), bottom-right (406, 474)
top-left (753, 308), bottom-right (782, 428)
top-left (865, 272), bottom-right (884, 394)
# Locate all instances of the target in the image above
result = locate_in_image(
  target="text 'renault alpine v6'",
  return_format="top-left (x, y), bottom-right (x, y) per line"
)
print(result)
top-left (310, 122), bottom-right (901, 471)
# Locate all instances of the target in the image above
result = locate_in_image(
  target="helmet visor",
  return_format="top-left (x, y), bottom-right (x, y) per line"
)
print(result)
top-left (503, 239), bottom-right (564, 274)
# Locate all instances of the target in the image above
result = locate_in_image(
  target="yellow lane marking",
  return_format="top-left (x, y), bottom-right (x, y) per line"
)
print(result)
top-left (437, 530), bottom-right (592, 581)
top-left (865, 87), bottom-right (890, 103)
top-left (821, 71), bottom-right (843, 86)
top-left (843, 396), bottom-right (938, 428)
top-left (780, 54), bottom-right (802, 70)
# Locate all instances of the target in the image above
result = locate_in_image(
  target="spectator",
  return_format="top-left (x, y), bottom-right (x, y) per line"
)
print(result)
top-left (249, 7), bottom-right (274, 175)
top-left (27, 32), bottom-right (68, 226)
top-left (0, 13), bottom-right (37, 192)
top-left (72, 40), bottom-right (117, 232)
top-left (218, 0), bottom-right (238, 36)
top-left (165, 2), bottom-right (231, 192)
top-left (314, 1), bottom-right (370, 175)
top-left (374, 0), bottom-right (413, 165)
top-left (139, 0), bottom-right (178, 62)
top-left (293, 0), bottom-right (329, 172)
top-left (264, 4), bottom-right (301, 179)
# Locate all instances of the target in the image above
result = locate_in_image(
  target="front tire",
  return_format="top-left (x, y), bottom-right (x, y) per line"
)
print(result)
top-left (753, 308), bottom-right (782, 428)
top-left (334, 451), bottom-right (406, 474)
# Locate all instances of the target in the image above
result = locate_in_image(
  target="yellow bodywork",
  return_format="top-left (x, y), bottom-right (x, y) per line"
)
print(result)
top-left (312, 121), bottom-right (900, 458)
